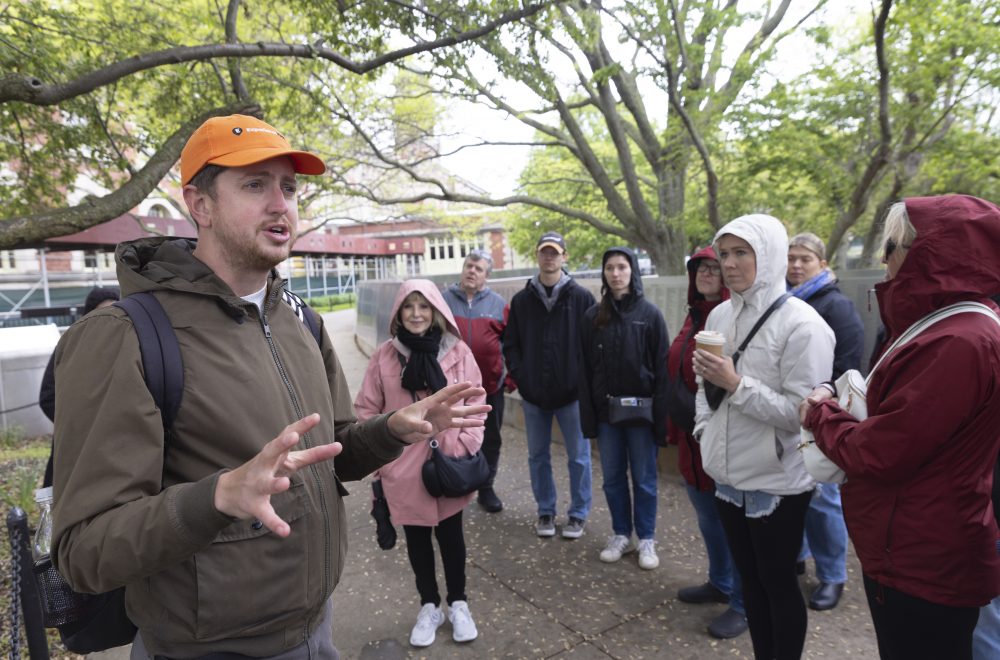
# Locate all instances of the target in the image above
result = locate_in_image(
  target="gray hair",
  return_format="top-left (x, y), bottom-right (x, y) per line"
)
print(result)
top-left (789, 232), bottom-right (826, 260)
top-left (882, 202), bottom-right (917, 258)
top-left (465, 248), bottom-right (493, 274)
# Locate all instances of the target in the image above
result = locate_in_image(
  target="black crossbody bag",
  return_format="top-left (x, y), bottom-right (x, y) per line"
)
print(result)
top-left (703, 293), bottom-right (791, 410)
top-left (666, 322), bottom-right (701, 434)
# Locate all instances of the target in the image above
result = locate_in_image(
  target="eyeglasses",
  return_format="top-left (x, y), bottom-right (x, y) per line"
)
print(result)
top-left (883, 238), bottom-right (911, 262)
top-left (697, 264), bottom-right (721, 275)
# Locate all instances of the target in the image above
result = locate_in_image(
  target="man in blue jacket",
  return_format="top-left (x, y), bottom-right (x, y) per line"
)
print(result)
top-left (787, 232), bottom-right (865, 611)
top-left (445, 249), bottom-right (509, 512)
top-left (503, 232), bottom-right (595, 539)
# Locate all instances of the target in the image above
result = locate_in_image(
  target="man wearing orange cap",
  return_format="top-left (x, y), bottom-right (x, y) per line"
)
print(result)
top-left (50, 115), bottom-right (489, 659)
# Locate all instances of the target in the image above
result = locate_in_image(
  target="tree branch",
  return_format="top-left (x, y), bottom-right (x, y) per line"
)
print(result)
top-left (0, 101), bottom-right (260, 248)
top-left (0, 2), bottom-right (548, 105)
top-left (226, 0), bottom-right (250, 100)
top-left (825, 0), bottom-right (893, 262)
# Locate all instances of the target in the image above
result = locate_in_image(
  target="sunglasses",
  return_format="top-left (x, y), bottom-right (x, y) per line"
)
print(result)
top-left (883, 238), bottom-right (911, 262)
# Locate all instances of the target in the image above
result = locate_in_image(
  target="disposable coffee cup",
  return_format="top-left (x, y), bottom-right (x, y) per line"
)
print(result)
top-left (695, 331), bottom-right (725, 357)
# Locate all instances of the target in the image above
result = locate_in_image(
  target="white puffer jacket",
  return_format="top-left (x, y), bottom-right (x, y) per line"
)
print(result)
top-left (694, 214), bottom-right (835, 495)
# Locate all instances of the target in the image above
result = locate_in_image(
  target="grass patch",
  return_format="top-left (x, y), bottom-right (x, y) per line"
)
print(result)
top-left (305, 293), bottom-right (356, 313)
top-left (0, 434), bottom-right (78, 658)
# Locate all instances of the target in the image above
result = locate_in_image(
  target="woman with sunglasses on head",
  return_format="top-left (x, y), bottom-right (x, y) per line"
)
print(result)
top-left (692, 215), bottom-right (834, 660)
top-left (801, 195), bottom-right (1000, 660)
top-left (354, 279), bottom-right (486, 649)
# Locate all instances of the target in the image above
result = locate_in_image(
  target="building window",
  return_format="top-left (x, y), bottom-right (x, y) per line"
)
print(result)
top-left (84, 252), bottom-right (97, 268)
top-left (447, 244), bottom-right (454, 259)
top-left (148, 204), bottom-right (171, 218)
top-left (429, 245), bottom-right (436, 260)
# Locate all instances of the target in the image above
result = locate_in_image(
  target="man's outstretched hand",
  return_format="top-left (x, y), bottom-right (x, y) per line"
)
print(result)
top-left (214, 414), bottom-right (341, 537)
top-left (388, 381), bottom-right (490, 445)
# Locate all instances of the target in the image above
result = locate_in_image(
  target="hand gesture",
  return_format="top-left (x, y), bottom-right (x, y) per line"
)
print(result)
top-left (388, 381), bottom-right (491, 445)
top-left (693, 349), bottom-right (741, 393)
top-left (799, 387), bottom-right (835, 428)
top-left (214, 414), bottom-right (342, 537)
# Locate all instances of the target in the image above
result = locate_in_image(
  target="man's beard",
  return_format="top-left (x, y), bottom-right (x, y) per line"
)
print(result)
top-left (217, 222), bottom-right (294, 274)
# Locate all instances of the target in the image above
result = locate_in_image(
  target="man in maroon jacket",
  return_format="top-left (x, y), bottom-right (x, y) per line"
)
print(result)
top-left (444, 249), bottom-right (510, 512)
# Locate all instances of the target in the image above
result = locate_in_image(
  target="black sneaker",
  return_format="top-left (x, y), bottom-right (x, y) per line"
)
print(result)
top-left (707, 608), bottom-right (748, 639)
top-left (677, 582), bottom-right (730, 605)
top-left (477, 487), bottom-right (503, 513)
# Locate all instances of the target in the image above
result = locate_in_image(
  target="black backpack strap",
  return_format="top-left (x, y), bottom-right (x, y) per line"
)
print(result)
top-left (731, 292), bottom-right (792, 365)
top-left (113, 293), bottom-right (183, 432)
top-left (282, 289), bottom-right (322, 346)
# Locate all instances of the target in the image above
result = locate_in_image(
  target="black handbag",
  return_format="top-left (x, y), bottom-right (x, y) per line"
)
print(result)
top-left (666, 374), bottom-right (696, 434)
top-left (421, 439), bottom-right (491, 498)
top-left (666, 323), bottom-right (701, 434)
top-left (606, 396), bottom-right (654, 426)
top-left (704, 293), bottom-right (791, 411)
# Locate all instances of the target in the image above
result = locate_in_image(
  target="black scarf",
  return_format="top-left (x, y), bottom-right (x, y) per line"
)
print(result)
top-left (396, 325), bottom-right (448, 394)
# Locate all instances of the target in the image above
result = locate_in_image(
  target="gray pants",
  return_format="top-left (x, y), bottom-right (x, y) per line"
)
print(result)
top-left (130, 599), bottom-right (339, 660)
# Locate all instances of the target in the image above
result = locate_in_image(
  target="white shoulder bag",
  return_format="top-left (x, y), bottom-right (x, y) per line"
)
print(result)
top-left (799, 301), bottom-right (1000, 484)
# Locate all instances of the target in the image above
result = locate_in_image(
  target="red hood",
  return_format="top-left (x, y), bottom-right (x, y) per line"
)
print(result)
top-left (876, 195), bottom-right (1000, 338)
top-left (686, 245), bottom-right (730, 308)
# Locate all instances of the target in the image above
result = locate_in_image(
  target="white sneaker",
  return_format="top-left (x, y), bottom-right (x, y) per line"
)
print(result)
top-left (448, 600), bottom-right (478, 643)
top-left (638, 539), bottom-right (659, 570)
top-left (409, 603), bottom-right (444, 647)
top-left (599, 534), bottom-right (637, 563)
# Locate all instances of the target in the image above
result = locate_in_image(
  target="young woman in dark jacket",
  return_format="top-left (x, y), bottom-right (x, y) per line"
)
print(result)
top-left (666, 246), bottom-right (746, 638)
top-left (580, 247), bottom-right (669, 571)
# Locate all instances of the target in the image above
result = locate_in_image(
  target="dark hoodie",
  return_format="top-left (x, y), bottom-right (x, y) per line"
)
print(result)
top-left (807, 195), bottom-right (1000, 607)
top-left (666, 246), bottom-right (730, 490)
top-left (579, 248), bottom-right (670, 442)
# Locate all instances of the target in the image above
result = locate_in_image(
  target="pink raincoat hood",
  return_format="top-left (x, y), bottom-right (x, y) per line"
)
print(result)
top-left (389, 279), bottom-right (461, 339)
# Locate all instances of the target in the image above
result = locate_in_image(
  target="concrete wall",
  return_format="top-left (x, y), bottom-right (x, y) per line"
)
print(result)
top-left (0, 325), bottom-right (60, 437)
top-left (356, 270), bottom-right (887, 371)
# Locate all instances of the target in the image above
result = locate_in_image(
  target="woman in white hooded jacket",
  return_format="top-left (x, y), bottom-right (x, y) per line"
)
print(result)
top-left (693, 214), bottom-right (834, 660)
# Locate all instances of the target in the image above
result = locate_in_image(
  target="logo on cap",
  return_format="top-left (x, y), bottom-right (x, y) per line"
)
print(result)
top-left (232, 127), bottom-right (243, 135)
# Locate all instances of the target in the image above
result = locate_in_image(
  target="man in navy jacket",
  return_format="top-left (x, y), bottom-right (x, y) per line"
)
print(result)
top-left (503, 232), bottom-right (595, 539)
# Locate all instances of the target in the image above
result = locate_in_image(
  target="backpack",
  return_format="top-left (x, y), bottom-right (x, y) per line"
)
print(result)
top-left (40, 289), bottom-right (321, 653)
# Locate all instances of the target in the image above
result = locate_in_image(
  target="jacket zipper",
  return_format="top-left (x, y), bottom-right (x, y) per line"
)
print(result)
top-left (258, 290), bottom-right (331, 643)
top-left (466, 298), bottom-right (475, 352)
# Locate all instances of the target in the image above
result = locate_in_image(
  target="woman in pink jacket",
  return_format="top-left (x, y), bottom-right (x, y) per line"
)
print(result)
top-left (354, 279), bottom-right (486, 649)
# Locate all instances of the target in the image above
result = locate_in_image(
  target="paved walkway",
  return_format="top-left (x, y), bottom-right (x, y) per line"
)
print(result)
top-left (324, 310), bottom-right (879, 659)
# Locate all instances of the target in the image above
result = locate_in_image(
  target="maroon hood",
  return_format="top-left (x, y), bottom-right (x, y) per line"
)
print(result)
top-left (686, 245), bottom-right (730, 308)
top-left (876, 195), bottom-right (1000, 338)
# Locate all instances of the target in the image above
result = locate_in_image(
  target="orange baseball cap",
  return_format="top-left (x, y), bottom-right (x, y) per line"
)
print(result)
top-left (180, 114), bottom-right (326, 185)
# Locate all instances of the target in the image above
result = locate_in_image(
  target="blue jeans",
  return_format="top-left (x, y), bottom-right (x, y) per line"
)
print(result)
top-left (686, 484), bottom-right (744, 614)
top-left (596, 422), bottom-right (658, 540)
top-left (972, 541), bottom-right (1000, 660)
top-left (521, 399), bottom-right (592, 520)
top-left (798, 482), bottom-right (849, 584)
top-left (973, 594), bottom-right (1000, 660)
